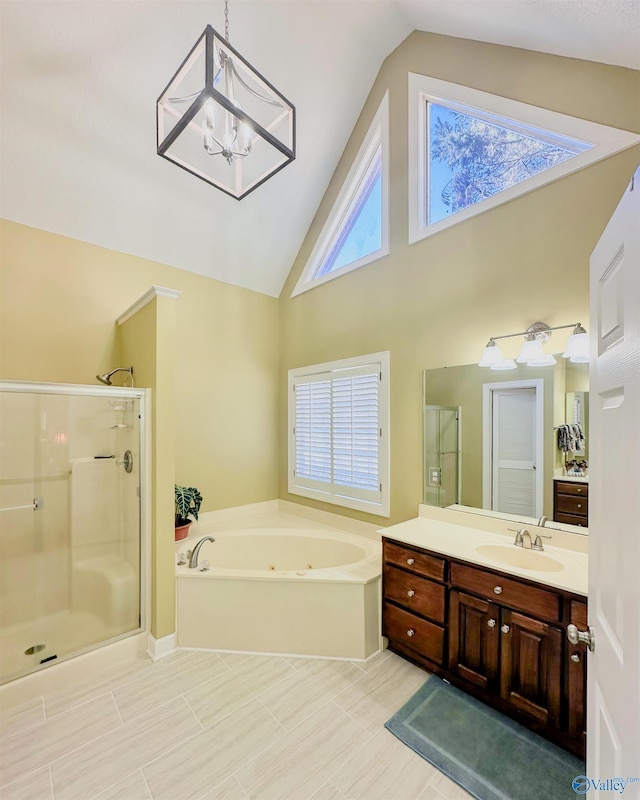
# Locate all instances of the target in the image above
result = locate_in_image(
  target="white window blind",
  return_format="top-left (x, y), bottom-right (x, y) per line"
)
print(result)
top-left (289, 353), bottom-right (389, 515)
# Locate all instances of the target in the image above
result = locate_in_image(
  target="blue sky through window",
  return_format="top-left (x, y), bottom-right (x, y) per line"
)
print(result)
top-left (317, 148), bottom-right (382, 277)
top-left (427, 102), bottom-right (590, 225)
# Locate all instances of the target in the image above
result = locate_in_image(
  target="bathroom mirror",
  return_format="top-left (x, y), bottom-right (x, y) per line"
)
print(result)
top-left (423, 360), bottom-right (588, 532)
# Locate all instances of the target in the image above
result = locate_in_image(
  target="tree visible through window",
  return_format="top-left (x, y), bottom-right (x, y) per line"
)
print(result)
top-left (427, 102), bottom-right (591, 224)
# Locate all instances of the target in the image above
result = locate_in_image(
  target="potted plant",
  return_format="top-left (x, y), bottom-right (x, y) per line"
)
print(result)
top-left (175, 485), bottom-right (202, 541)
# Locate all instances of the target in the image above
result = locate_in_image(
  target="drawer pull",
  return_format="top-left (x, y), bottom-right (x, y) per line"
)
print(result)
top-left (501, 624), bottom-right (510, 634)
top-left (577, 503), bottom-right (582, 509)
top-left (577, 488), bottom-right (582, 493)
top-left (406, 628), bottom-right (415, 637)
top-left (571, 654), bottom-right (581, 663)
top-left (493, 586), bottom-right (503, 595)
top-left (487, 618), bottom-right (496, 628)
top-left (407, 589), bottom-right (415, 597)
top-left (407, 558), bottom-right (415, 566)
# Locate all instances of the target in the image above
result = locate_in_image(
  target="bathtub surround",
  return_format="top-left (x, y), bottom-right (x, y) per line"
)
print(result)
top-left (175, 503), bottom-right (382, 659)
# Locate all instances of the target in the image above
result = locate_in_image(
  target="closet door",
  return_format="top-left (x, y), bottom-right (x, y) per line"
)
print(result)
top-left (489, 387), bottom-right (540, 517)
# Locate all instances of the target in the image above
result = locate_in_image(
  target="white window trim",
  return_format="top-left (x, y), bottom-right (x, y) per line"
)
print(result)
top-left (291, 92), bottom-right (390, 297)
top-left (408, 74), bottom-right (640, 245)
top-left (288, 351), bottom-right (390, 517)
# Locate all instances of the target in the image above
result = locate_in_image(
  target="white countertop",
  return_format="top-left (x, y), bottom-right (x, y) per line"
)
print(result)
top-left (553, 474), bottom-right (589, 483)
top-left (381, 511), bottom-right (588, 597)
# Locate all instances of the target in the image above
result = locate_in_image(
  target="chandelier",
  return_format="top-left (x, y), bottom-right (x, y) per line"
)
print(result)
top-left (156, 0), bottom-right (296, 199)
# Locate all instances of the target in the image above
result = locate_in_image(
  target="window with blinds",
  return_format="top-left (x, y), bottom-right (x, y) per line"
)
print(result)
top-left (288, 353), bottom-right (390, 516)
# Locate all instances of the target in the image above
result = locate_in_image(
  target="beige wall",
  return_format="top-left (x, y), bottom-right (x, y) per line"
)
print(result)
top-left (0, 220), bottom-right (280, 513)
top-left (1, 221), bottom-right (280, 638)
top-left (119, 297), bottom-right (177, 639)
top-left (278, 31), bottom-right (640, 525)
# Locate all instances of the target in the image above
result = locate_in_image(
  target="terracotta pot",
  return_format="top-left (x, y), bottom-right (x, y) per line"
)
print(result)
top-left (175, 521), bottom-right (192, 542)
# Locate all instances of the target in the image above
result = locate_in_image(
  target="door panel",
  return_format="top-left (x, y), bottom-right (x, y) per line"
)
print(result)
top-left (500, 609), bottom-right (562, 727)
top-left (449, 591), bottom-right (499, 690)
top-left (588, 167), bottom-right (640, 779)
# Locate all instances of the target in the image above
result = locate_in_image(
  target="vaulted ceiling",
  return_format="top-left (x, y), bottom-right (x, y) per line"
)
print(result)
top-left (1, 1), bottom-right (638, 297)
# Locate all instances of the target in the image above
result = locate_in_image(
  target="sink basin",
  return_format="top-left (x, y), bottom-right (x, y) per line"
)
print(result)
top-left (474, 544), bottom-right (564, 573)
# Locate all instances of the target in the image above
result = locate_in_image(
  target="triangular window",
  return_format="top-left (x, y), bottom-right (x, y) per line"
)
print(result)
top-left (408, 75), bottom-right (640, 244)
top-left (292, 93), bottom-right (389, 296)
top-left (427, 101), bottom-right (591, 225)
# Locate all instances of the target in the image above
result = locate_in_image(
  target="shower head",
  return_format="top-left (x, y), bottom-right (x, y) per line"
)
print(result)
top-left (96, 367), bottom-right (134, 386)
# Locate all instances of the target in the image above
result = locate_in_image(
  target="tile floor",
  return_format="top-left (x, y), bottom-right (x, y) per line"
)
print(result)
top-left (0, 648), bottom-right (474, 800)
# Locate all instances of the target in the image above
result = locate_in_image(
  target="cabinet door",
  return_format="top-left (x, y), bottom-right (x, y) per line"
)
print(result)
top-left (500, 609), bottom-right (562, 727)
top-left (449, 591), bottom-right (499, 691)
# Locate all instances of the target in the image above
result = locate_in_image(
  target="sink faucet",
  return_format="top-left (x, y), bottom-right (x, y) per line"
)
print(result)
top-left (510, 528), bottom-right (532, 549)
top-left (188, 536), bottom-right (215, 569)
top-left (537, 515), bottom-right (549, 527)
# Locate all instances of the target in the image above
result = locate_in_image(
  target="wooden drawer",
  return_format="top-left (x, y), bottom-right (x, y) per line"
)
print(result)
top-left (383, 602), bottom-right (445, 665)
top-left (556, 494), bottom-right (588, 516)
top-left (554, 512), bottom-right (588, 528)
top-left (450, 562), bottom-right (561, 622)
top-left (555, 481), bottom-right (588, 497)
top-left (383, 540), bottom-right (445, 582)
top-left (384, 564), bottom-right (445, 623)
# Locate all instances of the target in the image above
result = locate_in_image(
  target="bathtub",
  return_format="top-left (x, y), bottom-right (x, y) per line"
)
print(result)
top-left (175, 517), bottom-right (382, 660)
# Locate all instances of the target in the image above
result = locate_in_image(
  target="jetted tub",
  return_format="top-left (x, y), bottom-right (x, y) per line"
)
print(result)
top-left (175, 524), bottom-right (382, 660)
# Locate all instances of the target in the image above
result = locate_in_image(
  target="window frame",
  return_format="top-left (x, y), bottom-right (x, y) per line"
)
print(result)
top-left (408, 74), bottom-right (640, 245)
top-left (291, 92), bottom-right (390, 297)
top-left (288, 351), bottom-right (390, 517)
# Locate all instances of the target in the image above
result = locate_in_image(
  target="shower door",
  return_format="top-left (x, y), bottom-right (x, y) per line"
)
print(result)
top-left (0, 383), bottom-right (144, 684)
top-left (423, 405), bottom-right (460, 507)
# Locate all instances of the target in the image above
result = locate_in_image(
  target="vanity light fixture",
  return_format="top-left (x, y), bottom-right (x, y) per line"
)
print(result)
top-left (156, 0), bottom-right (296, 199)
top-left (478, 322), bottom-right (589, 369)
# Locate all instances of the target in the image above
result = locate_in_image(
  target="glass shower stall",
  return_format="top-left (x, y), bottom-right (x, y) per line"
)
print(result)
top-left (0, 382), bottom-right (146, 684)
top-left (423, 404), bottom-right (460, 508)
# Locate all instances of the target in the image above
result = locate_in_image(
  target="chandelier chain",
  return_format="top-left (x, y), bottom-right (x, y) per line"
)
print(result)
top-left (224, 0), bottom-right (230, 41)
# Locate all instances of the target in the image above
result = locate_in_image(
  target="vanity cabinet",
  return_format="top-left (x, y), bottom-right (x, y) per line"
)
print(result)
top-left (553, 480), bottom-right (589, 526)
top-left (382, 538), bottom-right (587, 758)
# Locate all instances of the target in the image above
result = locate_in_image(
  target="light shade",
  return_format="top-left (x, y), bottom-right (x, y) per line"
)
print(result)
top-left (478, 340), bottom-right (503, 367)
top-left (516, 337), bottom-right (545, 364)
top-left (563, 330), bottom-right (589, 363)
top-left (527, 352), bottom-right (557, 367)
top-left (491, 359), bottom-right (517, 371)
top-left (157, 26), bottom-right (295, 200)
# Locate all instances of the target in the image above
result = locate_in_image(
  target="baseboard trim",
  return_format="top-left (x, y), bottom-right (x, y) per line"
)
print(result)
top-left (147, 632), bottom-right (176, 661)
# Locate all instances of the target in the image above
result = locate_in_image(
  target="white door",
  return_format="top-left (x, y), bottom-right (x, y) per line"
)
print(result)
top-left (483, 381), bottom-right (543, 517)
top-left (587, 167), bottom-right (640, 788)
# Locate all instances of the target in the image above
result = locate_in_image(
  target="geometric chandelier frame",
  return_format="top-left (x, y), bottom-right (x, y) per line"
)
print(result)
top-left (157, 24), bottom-right (296, 200)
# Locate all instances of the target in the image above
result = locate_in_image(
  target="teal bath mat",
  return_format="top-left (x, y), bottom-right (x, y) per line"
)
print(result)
top-left (385, 676), bottom-right (584, 800)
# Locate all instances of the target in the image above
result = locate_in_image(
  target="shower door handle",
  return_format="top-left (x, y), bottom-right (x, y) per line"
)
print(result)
top-left (0, 498), bottom-right (43, 512)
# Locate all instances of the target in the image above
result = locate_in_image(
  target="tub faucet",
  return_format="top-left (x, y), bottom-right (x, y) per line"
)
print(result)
top-left (189, 536), bottom-right (215, 569)
top-left (537, 515), bottom-right (549, 527)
